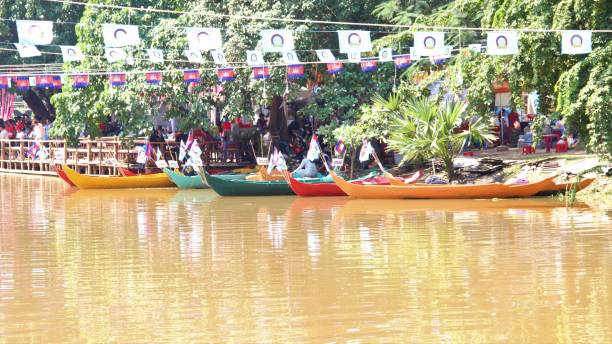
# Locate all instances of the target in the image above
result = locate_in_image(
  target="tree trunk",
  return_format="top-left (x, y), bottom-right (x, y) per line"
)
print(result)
top-left (268, 95), bottom-right (288, 151)
top-left (21, 89), bottom-right (55, 121)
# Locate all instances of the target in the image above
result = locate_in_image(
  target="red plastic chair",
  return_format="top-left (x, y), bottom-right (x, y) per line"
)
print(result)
top-left (522, 145), bottom-right (535, 155)
top-left (556, 141), bottom-right (568, 153)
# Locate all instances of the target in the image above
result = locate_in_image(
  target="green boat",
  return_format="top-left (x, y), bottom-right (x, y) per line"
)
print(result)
top-left (163, 168), bottom-right (209, 189)
top-left (202, 170), bottom-right (295, 196)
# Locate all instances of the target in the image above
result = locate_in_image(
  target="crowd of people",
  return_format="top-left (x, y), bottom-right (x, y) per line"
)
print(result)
top-left (0, 113), bottom-right (52, 141)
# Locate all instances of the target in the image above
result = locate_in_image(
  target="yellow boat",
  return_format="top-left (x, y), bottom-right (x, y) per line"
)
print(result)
top-left (61, 165), bottom-right (175, 189)
top-left (330, 171), bottom-right (557, 199)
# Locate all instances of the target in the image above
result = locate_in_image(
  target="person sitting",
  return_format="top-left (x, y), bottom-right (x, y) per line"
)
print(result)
top-left (292, 158), bottom-right (318, 178)
top-left (517, 127), bottom-right (533, 148)
top-left (567, 133), bottom-right (579, 149)
top-left (0, 123), bottom-right (8, 140)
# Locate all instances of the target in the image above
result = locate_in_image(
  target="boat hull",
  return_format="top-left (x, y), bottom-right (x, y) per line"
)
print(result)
top-left (204, 170), bottom-right (294, 196)
top-left (62, 165), bottom-right (175, 189)
top-left (330, 171), bottom-right (557, 199)
top-left (53, 165), bottom-right (76, 187)
top-left (535, 178), bottom-right (595, 196)
top-left (163, 168), bottom-right (209, 189)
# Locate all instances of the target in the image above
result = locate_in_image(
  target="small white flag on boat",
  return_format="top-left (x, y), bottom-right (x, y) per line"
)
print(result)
top-left (338, 30), bottom-right (372, 53)
top-left (147, 49), bottom-right (164, 63)
top-left (267, 147), bottom-right (287, 174)
top-left (210, 49), bottom-right (227, 65)
top-left (486, 31), bottom-right (519, 55)
top-left (347, 51), bottom-right (361, 62)
top-left (306, 134), bottom-right (320, 162)
top-left (413, 32), bottom-right (445, 56)
top-left (315, 49), bottom-right (335, 62)
top-left (102, 24), bottom-right (140, 48)
top-left (246, 50), bottom-right (265, 66)
top-left (282, 50), bottom-right (300, 64)
top-left (186, 27), bottom-right (222, 51)
top-left (261, 29), bottom-right (295, 52)
top-left (185, 50), bottom-right (204, 63)
top-left (16, 20), bottom-right (54, 45)
top-left (178, 140), bottom-right (187, 161)
top-left (105, 48), bottom-right (127, 63)
top-left (188, 139), bottom-right (202, 157)
top-left (14, 43), bottom-right (41, 58)
top-left (378, 47), bottom-right (393, 62)
top-left (561, 30), bottom-right (591, 54)
top-left (60, 45), bottom-right (84, 62)
top-left (468, 44), bottom-right (482, 53)
top-left (359, 140), bottom-right (374, 163)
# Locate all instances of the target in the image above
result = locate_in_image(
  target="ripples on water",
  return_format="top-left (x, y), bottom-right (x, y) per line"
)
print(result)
top-left (0, 174), bottom-right (610, 343)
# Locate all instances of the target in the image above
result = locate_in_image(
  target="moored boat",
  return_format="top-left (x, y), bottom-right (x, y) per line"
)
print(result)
top-left (330, 171), bottom-right (558, 199)
top-left (163, 168), bottom-right (209, 189)
top-left (535, 177), bottom-right (595, 196)
top-left (203, 170), bottom-right (294, 196)
top-left (53, 165), bottom-right (76, 186)
top-left (61, 165), bottom-right (175, 189)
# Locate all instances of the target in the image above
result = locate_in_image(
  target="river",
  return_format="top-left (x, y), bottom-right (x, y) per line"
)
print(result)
top-left (0, 173), bottom-right (610, 343)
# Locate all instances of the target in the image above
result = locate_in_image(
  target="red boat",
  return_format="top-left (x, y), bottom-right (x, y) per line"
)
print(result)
top-left (53, 165), bottom-right (76, 186)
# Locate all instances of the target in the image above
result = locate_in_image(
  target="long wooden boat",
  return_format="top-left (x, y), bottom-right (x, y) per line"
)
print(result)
top-left (203, 170), bottom-right (294, 196)
top-left (61, 165), bottom-right (175, 189)
top-left (117, 166), bottom-right (160, 177)
top-left (163, 168), bottom-right (209, 189)
top-left (53, 165), bottom-right (76, 187)
top-left (330, 171), bottom-right (558, 199)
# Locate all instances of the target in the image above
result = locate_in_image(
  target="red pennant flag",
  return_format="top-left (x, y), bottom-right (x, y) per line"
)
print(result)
top-left (393, 54), bottom-right (412, 69)
top-left (360, 59), bottom-right (377, 72)
top-left (183, 69), bottom-right (200, 84)
top-left (145, 71), bottom-right (162, 85)
top-left (287, 64), bottom-right (304, 79)
top-left (109, 73), bottom-right (127, 87)
top-left (51, 75), bottom-right (62, 89)
top-left (216, 68), bottom-right (236, 81)
top-left (0, 76), bottom-right (9, 89)
top-left (13, 76), bottom-right (30, 90)
top-left (72, 74), bottom-right (90, 88)
top-left (326, 62), bottom-right (343, 74)
top-left (35, 75), bottom-right (54, 88)
top-left (252, 66), bottom-right (270, 79)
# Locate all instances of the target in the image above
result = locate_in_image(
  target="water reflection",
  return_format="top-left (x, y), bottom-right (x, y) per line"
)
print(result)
top-left (0, 173), bottom-right (610, 343)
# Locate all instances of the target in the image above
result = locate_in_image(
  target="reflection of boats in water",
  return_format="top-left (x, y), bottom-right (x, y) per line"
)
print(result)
top-left (338, 198), bottom-right (590, 216)
top-left (65, 188), bottom-right (179, 202)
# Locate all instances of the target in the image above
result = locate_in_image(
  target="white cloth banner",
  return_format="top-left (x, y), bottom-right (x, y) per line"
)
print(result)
top-left (486, 31), bottom-right (519, 55)
top-left (185, 50), bottom-right (204, 63)
top-left (105, 48), bottom-right (127, 63)
top-left (246, 50), bottom-right (265, 66)
top-left (14, 43), bottom-right (41, 58)
top-left (378, 48), bottom-right (393, 62)
top-left (60, 45), bottom-right (85, 62)
top-left (338, 30), bottom-right (372, 53)
top-left (315, 49), bottom-right (335, 62)
top-left (413, 32), bottom-right (445, 56)
top-left (210, 49), bottom-right (227, 65)
top-left (442, 45), bottom-right (453, 58)
top-left (282, 51), bottom-right (300, 64)
top-left (410, 47), bottom-right (421, 60)
top-left (16, 20), bottom-right (54, 45)
top-left (147, 49), bottom-right (164, 63)
top-left (261, 30), bottom-right (295, 52)
top-left (102, 24), bottom-right (140, 48)
top-left (186, 28), bottom-right (222, 51)
top-left (561, 30), bottom-right (591, 54)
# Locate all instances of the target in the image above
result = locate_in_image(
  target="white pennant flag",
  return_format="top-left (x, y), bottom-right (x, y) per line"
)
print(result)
top-left (261, 30), bottom-right (295, 52)
top-left (188, 139), bottom-right (202, 157)
top-left (306, 135), bottom-right (320, 162)
top-left (186, 28), bottom-right (222, 51)
top-left (147, 49), bottom-right (164, 63)
top-left (338, 30), bottom-right (372, 53)
top-left (468, 44), bottom-right (482, 53)
top-left (379, 47), bottom-right (393, 62)
top-left (210, 49), bottom-right (227, 65)
top-left (347, 51), bottom-right (361, 63)
top-left (185, 50), bottom-right (204, 63)
top-left (413, 32), bottom-right (445, 56)
top-left (16, 20), bottom-right (54, 45)
top-left (442, 45), bottom-right (453, 58)
top-left (14, 43), bottom-right (41, 58)
top-left (60, 45), bottom-right (84, 62)
top-left (561, 30), bottom-right (591, 55)
top-left (487, 31), bottom-right (519, 55)
top-left (102, 24), bottom-right (140, 48)
top-left (409, 47), bottom-right (421, 60)
top-left (105, 48), bottom-right (127, 63)
top-left (246, 50), bottom-right (265, 66)
top-left (359, 140), bottom-right (374, 163)
top-left (315, 49), bottom-right (335, 62)
top-left (282, 51), bottom-right (300, 64)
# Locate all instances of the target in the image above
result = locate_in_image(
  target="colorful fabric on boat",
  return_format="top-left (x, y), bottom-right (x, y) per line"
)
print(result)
top-left (334, 139), bottom-right (346, 156)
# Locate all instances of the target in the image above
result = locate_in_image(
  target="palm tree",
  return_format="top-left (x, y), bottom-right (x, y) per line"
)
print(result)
top-left (383, 96), bottom-right (494, 181)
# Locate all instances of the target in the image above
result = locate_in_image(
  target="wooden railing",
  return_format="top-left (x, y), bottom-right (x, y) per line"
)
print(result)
top-left (0, 137), bottom-right (245, 176)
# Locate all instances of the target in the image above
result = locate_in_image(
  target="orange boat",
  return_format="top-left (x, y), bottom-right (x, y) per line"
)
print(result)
top-left (536, 177), bottom-right (595, 196)
top-left (330, 171), bottom-right (558, 199)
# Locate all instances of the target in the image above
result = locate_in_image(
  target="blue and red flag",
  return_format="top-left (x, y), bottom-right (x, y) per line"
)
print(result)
top-left (326, 62), bottom-right (343, 75)
top-left (252, 66), bottom-right (270, 80)
top-left (109, 73), bottom-right (127, 86)
top-left (287, 64), bottom-right (304, 79)
top-left (183, 69), bottom-right (200, 84)
top-left (72, 74), bottom-right (90, 88)
top-left (144, 142), bottom-right (153, 158)
top-left (430, 56), bottom-right (446, 65)
top-left (13, 76), bottom-right (30, 90)
top-left (0, 76), bottom-right (9, 89)
top-left (35, 75), bottom-right (53, 88)
top-left (51, 75), bottom-right (62, 89)
top-left (145, 71), bottom-right (162, 85)
top-left (393, 54), bottom-right (412, 69)
top-left (216, 68), bottom-right (236, 81)
top-left (27, 141), bottom-right (40, 158)
top-left (334, 139), bottom-right (346, 156)
top-left (360, 59), bottom-right (377, 72)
